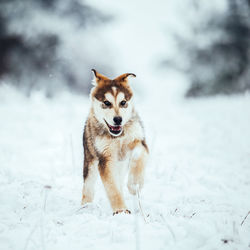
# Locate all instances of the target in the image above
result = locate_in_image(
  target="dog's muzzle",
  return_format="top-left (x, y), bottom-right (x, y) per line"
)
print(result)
top-left (104, 120), bottom-right (122, 136)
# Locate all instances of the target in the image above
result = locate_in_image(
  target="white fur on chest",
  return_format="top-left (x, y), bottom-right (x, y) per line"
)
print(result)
top-left (95, 120), bottom-right (144, 159)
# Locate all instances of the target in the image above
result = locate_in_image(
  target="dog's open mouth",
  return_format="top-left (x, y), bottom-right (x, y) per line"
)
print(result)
top-left (104, 120), bottom-right (122, 135)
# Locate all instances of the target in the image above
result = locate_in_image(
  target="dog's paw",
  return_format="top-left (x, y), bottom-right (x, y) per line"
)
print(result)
top-left (127, 173), bottom-right (144, 195)
top-left (113, 209), bottom-right (131, 215)
top-left (127, 183), bottom-right (137, 195)
top-left (127, 180), bottom-right (143, 195)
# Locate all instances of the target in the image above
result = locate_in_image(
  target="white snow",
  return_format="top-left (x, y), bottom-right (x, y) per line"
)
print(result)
top-left (1, 0), bottom-right (250, 249)
top-left (0, 85), bottom-right (250, 250)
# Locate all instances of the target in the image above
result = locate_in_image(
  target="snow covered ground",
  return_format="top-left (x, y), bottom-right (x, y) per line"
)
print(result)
top-left (0, 84), bottom-right (250, 250)
top-left (1, 0), bottom-right (250, 249)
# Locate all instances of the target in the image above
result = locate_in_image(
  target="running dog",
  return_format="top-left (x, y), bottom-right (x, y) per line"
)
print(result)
top-left (81, 69), bottom-right (148, 215)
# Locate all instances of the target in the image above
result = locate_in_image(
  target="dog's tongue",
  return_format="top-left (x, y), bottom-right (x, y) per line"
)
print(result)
top-left (110, 125), bottom-right (121, 131)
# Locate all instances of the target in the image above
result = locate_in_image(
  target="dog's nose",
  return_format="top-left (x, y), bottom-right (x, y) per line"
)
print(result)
top-left (113, 116), bottom-right (122, 125)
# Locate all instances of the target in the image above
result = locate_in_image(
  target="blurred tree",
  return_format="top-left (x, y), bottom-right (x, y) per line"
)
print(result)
top-left (0, 0), bottom-right (111, 97)
top-left (163, 0), bottom-right (250, 97)
top-left (187, 0), bottom-right (250, 97)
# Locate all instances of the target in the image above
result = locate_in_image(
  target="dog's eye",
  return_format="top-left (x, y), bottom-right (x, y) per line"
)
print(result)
top-left (104, 101), bottom-right (111, 107)
top-left (120, 100), bottom-right (126, 106)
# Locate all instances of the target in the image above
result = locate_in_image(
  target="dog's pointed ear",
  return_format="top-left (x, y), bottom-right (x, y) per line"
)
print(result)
top-left (91, 69), bottom-right (109, 86)
top-left (114, 73), bottom-right (136, 83)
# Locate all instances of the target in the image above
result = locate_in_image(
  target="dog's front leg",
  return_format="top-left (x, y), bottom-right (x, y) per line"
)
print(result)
top-left (98, 155), bottom-right (130, 215)
top-left (127, 142), bottom-right (148, 195)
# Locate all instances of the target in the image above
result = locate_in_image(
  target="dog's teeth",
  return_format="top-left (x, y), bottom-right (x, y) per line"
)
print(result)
top-left (110, 126), bottom-right (121, 131)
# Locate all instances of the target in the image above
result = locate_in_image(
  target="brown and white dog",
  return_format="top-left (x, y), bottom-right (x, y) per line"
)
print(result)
top-left (81, 69), bottom-right (148, 215)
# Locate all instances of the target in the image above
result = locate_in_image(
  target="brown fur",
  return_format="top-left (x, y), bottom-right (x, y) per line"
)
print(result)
top-left (92, 80), bottom-right (133, 102)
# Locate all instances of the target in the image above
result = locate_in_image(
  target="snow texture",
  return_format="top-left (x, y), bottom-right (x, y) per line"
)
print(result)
top-left (0, 85), bottom-right (250, 250)
top-left (1, 0), bottom-right (250, 249)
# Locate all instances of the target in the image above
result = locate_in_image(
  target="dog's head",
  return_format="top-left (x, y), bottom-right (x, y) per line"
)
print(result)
top-left (90, 69), bottom-right (136, 137)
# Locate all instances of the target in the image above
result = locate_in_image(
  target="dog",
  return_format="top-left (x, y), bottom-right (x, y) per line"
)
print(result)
top-left (81, 69), bottom-right (148, 215)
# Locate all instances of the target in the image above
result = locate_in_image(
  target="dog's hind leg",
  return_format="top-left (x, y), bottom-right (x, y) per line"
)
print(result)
top-left (81, 160), bottom-right (98, 205)
top-left (127, 141), bottom-right (148, 195)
